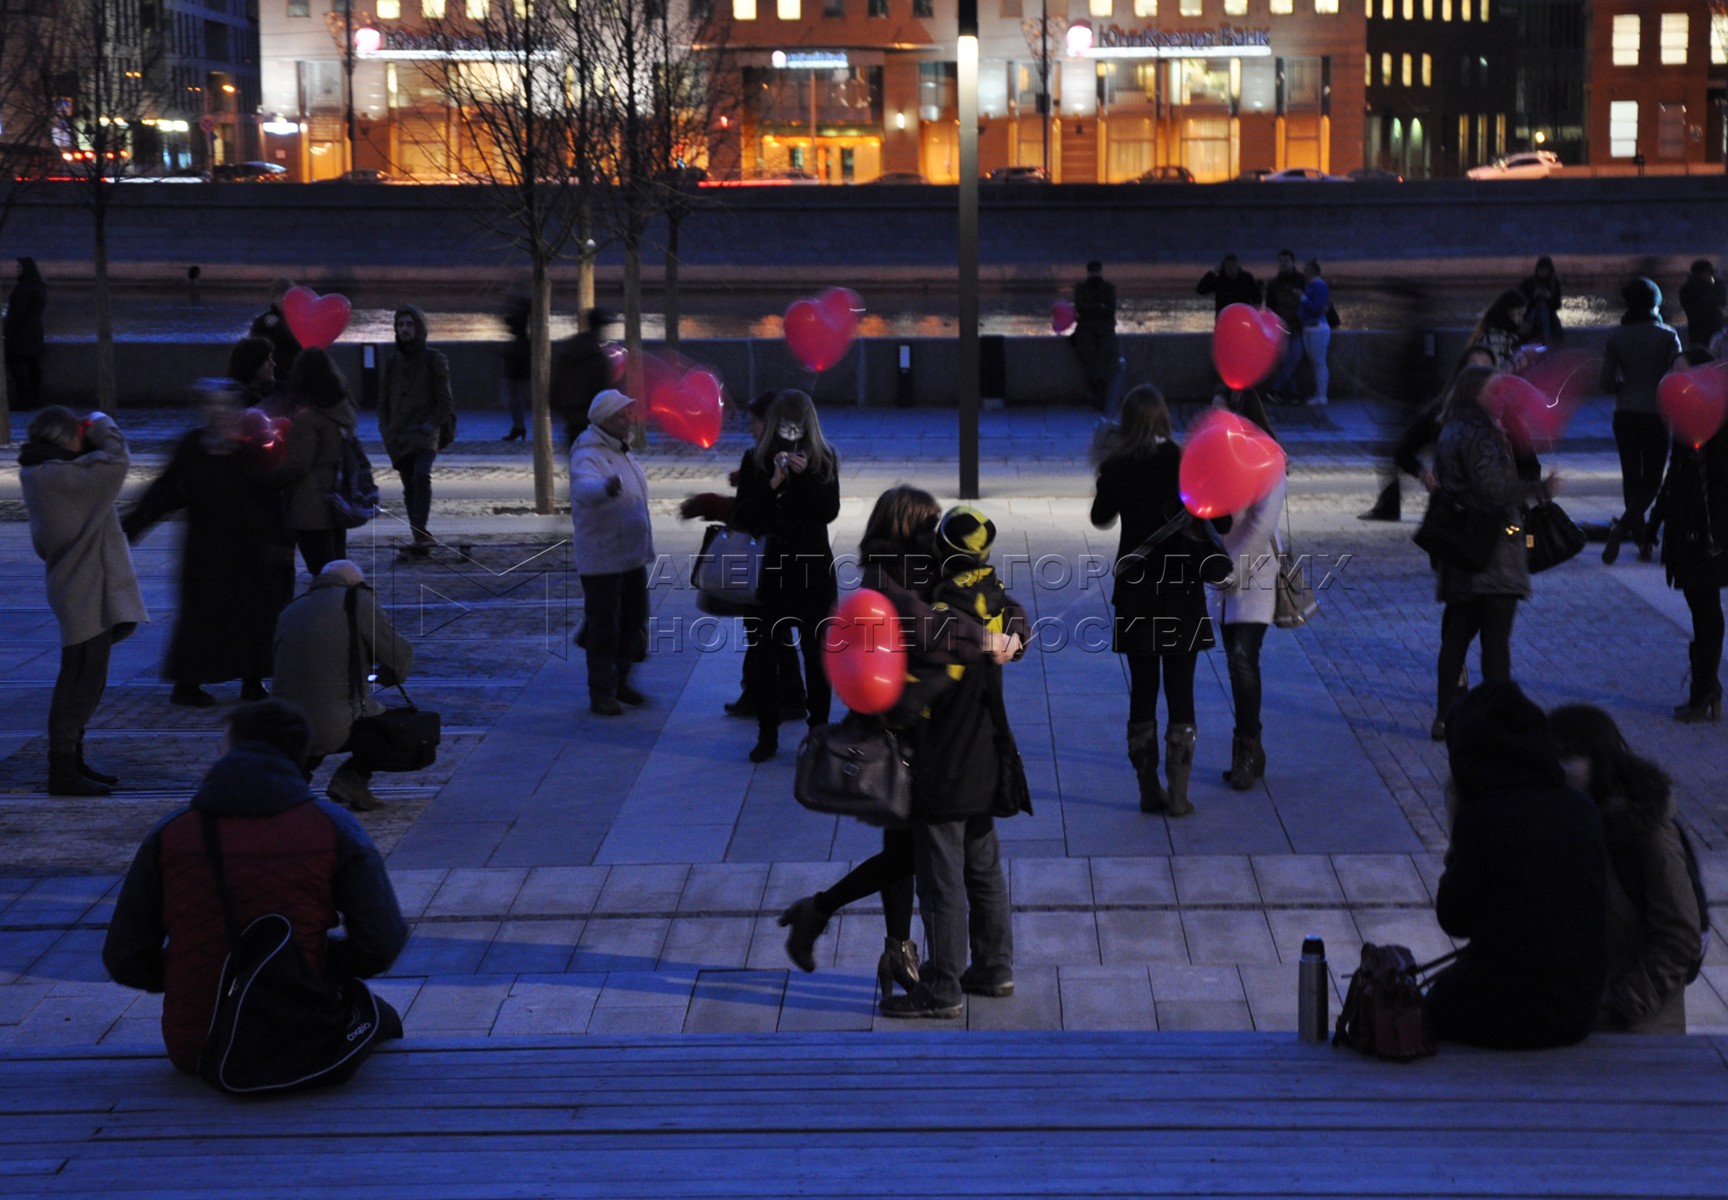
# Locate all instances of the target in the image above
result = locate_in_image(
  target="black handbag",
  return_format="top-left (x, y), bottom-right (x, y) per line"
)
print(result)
top-left (1413, 496), bottom-right (1504, 571)
top-left (345, 587), bottom-right (441, 772)
top-left (691, 524), bottom-right (766, 615)
top-left (196, 814), bottom-right (384, 1095)
top-left (985, 674), bottom-right (1033, 819)
top-left (793, 714), bottom-right (913, 827)
top-left (1522, 499), bottom-right (1586, 573)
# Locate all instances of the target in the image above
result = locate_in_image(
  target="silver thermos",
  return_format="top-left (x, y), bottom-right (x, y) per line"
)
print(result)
top-left (1298, 935), bottom-right (1328, 1043)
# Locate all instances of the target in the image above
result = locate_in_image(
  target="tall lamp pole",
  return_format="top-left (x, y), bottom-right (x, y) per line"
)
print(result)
top-left (1040, 1), bottom-right (1050, 175)
top-left (343, 2), bottom-right (356, 174)
top-left (958, 0), bottom-right (980, 500)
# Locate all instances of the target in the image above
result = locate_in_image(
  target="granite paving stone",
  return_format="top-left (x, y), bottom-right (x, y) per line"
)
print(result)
top-left (1180, 909), bottom-right (1281, 966)
top-left (402, 975), bottom-right (515, 1035)
top-left (1171, 856), bottom-right (1262, 906)
top-left (1011, 911), bottom-right (1101, 967)
top-left (488, 975), bottom-right (605, 1037)
top-left (572, 917), bottom-right (670, 974)
top-left (964, 966), bottom-right (1061, 1031)
top-left (1331, 854), bottom-right (1433, 905)
top-left (1057, 965), bottom-right (1157, 1031)
top-left (423, 867), bottom-right (530, 919)
top-left (1010, 857), bottom-right (1093, 908)
top-left (592, 864), bottom-right (692, 914)
top-left (1250, 855), bottom-right (1346, 907)
top-left (684, 970), bottom-right (787, 1033)
top-left (1089, 857), bottom-right (1177, 907)
top-left (476, 919), bottom-right (583, 975)
top-left (1094, 909), bottom-right (1190, 965)
top-left (509, 866), bottom-right (610, 917)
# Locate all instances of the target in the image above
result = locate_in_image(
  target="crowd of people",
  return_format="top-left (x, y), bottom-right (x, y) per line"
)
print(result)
top-left (7, 261), bottom-right (1721, 1079)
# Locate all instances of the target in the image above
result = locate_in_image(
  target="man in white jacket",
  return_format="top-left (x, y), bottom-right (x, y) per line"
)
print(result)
top-left (570, 389), bottom-right (654, 715)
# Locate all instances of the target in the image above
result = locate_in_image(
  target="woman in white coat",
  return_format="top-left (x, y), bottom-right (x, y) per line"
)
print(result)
top-left (1207, 390), bottom-right (1287, 790)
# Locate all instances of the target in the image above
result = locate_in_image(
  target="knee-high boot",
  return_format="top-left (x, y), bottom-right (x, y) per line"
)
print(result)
top-left (1164, 724), bottom-right (1197, 817)
top-left (1127, 720), bottom-right (1167, 813)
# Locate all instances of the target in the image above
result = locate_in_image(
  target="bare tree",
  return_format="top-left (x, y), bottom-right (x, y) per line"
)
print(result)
top-left (34, 0), bottom-right (161, 410)
top-left (420, 1), bottom-right (600, 514)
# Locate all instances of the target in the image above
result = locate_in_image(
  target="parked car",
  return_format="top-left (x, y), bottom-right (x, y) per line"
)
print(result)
top-left (1347, 167), bottom-right (1404, 183)
top-left (1133, 165), bottom-right (1195, 185)
top-left (313, 168), bottom-right (397, 184)
top-left (117, 169), bottom-right (210, 184)
top-left (985, 165), bottom-right (1050, 184)
top-left (867, 171), bottom-right (930, 185)
top-left (212, 161), bottom-right (288, 182)
top-left (1232, 168), bottom-right (1272, 183)
top-left (1262, 167), bottom-right (1349, 183)
top-left (1466, 150), bottom-right (1562, 180)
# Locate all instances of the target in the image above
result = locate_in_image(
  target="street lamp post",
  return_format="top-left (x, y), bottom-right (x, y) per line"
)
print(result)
top-left (1021, 6), bottom-right (1067, 178)
top-left (343, 2), bottom-right (356, 174)
top-left (958, 0), bottom-right (980, 500)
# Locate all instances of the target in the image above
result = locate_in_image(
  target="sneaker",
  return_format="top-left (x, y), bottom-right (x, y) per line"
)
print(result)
top-left (880, 988), bottom-right (964, 1019)
top-left (1357, 509), bottom-right (1400, 523)
top-left (327, 769), bottom-right (383, 812)
top-left (959, 966), bottom-right (1015, 998)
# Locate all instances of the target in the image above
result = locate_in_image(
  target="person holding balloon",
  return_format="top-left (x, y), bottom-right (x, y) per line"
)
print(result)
top-left (275, 348), bottom-right (361, 577)
top-left (730, 389), bottom-right (840, 763)
top-left (1206, 389), bottom-right (1287, 792)
top-left (1654, 346), bottom-right (1728, 722)
top-left (1429, 365), bottom-right (1561, 740)
top-left (1091, 384), bottom-right (1225, 817)
top-left (123, 384), bottom-right (293, 708)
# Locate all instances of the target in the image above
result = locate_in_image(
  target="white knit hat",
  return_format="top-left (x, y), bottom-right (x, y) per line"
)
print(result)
top-left (588, 388), bottom-right (635, 424)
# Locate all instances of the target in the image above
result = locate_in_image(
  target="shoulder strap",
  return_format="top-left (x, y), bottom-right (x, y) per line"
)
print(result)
top-left (1114, 507), bottom-right (1194, 579)
top-left (344, 585), bottom-right (414, 712)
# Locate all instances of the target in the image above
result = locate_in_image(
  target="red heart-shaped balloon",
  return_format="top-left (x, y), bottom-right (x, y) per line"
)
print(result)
top-left (1212, 303), bottom-right (1286, 391)
top-left (1659, 366), bottom-right (1728, 449)
top-left (1051, 300), bottom-right (1077, 334)
top-left (822, 587), bottom-right (906, 715)
top-left (281, 286), bottom-right (351, 350)
top-left (602, 342), bottom-right (627, 384)
top-left (1179, 408), bottom-right (1287, 519)
top-left (815, 287), bottom-right (863, 339)
top-left (648, 368), bottom-right (724, 448)
top-left (784, 297), bottom-right (855, 372)
top-left (1484, 373), bottom-right (1570, 451)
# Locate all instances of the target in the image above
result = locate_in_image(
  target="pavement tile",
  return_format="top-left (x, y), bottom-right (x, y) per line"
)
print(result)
top-left (16, 929), bottom-right (109, 986)
top-left (1010, 910), bottom-right (1100, 967)
top-left (572, 917), bottom-right (670, 973)
top-left (510, 866), bottom-right (610, 917)
top-left (7, 988), bottom-right (134, 1046)
top-left (964, 966), bottom-right (1061, 1031)
top-left (390, 921), bottom-right (503, 977)
top-left (1148, 963), bottom-right (1246, 1003)
top-left (677, 863), bottom-right (769, 914)
top-left (2, 876), bottom-right (118, 927)
top-left (488, 975), bottom-right (605, 1036)
top-left (684, 969), bottom-right (786, 1033)
top-left (1180, 909), bottom-right (1280, 966)
top-left (596, 969), bottom-right (698, 1009)
top-left (1010, 857), bottom-right (1093, 908)
top-left (1351, 909), bottom-right (1457, 963)
top-left (777, 970), bottom-right (877, 1032)
top-left (387, 868), bottom-right (448, 920)
top-left (1089, 857), bottom-right (1177, 907)
top-left (1094, 909), bottom-right (1190, 965)
top-left (1156, 999), bottom-right (1255, 1031)
top-left (1171, 856), bottom-right (1261, 906)
top-left (1266, 909), bottom-right (1364, 966)
top-left (1250, 855), bottom-right (1345, 906)
top-left (1331, 854), bottom-right (1432, 904)
top-left (1684, 975), bottom-right (1728, 1034)
top-left (424, 867), bottom-right (530, 919)
top-left (762, 862), bottom-right (843, 910)
top-left (0, 982), bottom-right (51, 1024)
top-left (404, 975), bottom-right (515, 1035)
top-left (593, 864), bottom-right (692, 914)
top-left (662, 916), bottom-right (755, 971)
top-left (477, 919), bottom-right (582, 975)
top-left (1057, 965), bottom-right (1157, 1031)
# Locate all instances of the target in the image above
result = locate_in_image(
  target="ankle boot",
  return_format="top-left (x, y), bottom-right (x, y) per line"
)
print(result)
top-left (76, 732), bottom-right (119, 787)
top-left (1239, 734), bottom-right (1266, 787)
top-left (877, 936), bottom-right (920, 999)
top-left (1164, 724), bottom-right (1197, 817)
top-left (776, 896), bottom-right (829, 973)
top-left (1222, 733), bottom-right (1248, 788)
top-left (1127, 720), bottom-right (1167, 813)
top-left (1676, 642), bottom-right (1724, 723)
top-left (48, 750), bottom-right (110, 797)
top-left (749, 723), bottom-right (778, 763)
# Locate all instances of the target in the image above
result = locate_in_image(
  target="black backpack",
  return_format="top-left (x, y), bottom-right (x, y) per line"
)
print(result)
top-left (326, 430), bottom-right (380, 529)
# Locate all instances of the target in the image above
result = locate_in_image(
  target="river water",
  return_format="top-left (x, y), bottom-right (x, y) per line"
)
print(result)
top-left (23, 283), bottom-right (1623, 343)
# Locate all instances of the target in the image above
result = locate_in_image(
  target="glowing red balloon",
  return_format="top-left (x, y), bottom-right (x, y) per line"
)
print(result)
top-left (238, 407), bottom-right (274, 446)
top-left (281, 286), bottom-right (351, 350)
top-left (1484, 373), bottom-right (1570, 452)
top-left (648, 368), bottom-right (724, 448)
top-left (1179, 408), bottom-right (1287, 519)
top-left (1212, 303), bottom-right (1286, 390)
top-left (815, 287), bottom-right (864, 338)
top-left (602, 342), bottom-right (627, 384)
top-left (784, 294), bottom-right (856, 372)
top-left (822, 588), bottom-right (907, 715)
top-left (1659, 366), bottom-right (1728, 449)
top-left (1052, 300), bottom-right (1077, 334)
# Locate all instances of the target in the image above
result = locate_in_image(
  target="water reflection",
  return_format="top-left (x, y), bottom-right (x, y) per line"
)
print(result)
top-left (34, 284), bottom-right (1620, 343)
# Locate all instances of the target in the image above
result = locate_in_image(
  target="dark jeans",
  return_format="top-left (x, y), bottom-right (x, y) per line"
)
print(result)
top-left (744, 598), bottom-right (833, 732)
top-left (814, 827), bottom-right (915, 942)
top-left (392, 450), bottom-right (437, 542)
top-left (1612, 411), bottom-right (1669, 540)
top-left (1222, 622), bottom-right (1267, 737)
top-left (1270, 330), bottom-right (1305, 395)
top-left (1071, 326), bottom-right (1118, 409)
top-left (580, 567), bottom-right (648, 700)
top-left (5, 347), bottom-right (42, 410)
top-left (913, 815), bottom-right (1012, 1007)
top-left (1685, 585), bottom-right (1726, 687)
top-left (295, 528), bottom-right (347, 577)
top-left (48, 629), bottom-right (113, 753)
top-left (1126, 651), bottom-right (1197, 726)
top-left (1437, 595), bottom-right (1519, 716)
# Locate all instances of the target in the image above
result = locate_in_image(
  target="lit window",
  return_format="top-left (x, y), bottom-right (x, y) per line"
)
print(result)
top-left (1180, 0), bottom-right (1201, 15)
top-left (1421, 53), bottom-right (1431, 84)
top-left (1480, 0), bottom-right (1489, 16)
top-left (1316, 0), bottom-right (1338, 12)
top-left (1141, 0), bottom-right (1161, 14)
top-left (1461, 0), bottom-right (1470, 18)
top-left (1381, 52), bottom-right (1392, 83)
top-left (422, 0), bottom-right (444, 18)
top-left (1609, 99), bottom-right (1638, 157)
top-left (1441, 0), bottom-right (1450, 19)
top-left (376, 0), bottom-right (399, 16)
top-left (1400, 53), bottom-right (1412, 85)
top-left (1364, 54), bottom-right (1371, 85)
top-left (735, 0), bottom-right (756, 16)
top-left (1402, 0), bottom-right (1411, 17)
top-left (1224, 0), bottom-right (1245, 14)
top-left (1271, 0), bottom-right (1292, 12)
top-left (1715, 14), bottom-right (1728, 66)
top-left (1612, 14), bottom-right (1640, 66)
top-left (1091, 0), bottom-right (1113, 16)
top-left (778, 0), bottom-right (800, 16)
top-left (1423, 0), bottom-right (1432, 16)
top-left (466, 0), bottom-right (486, 17)
top-left (1381, 0), bottom-right (1391, 16)
top-left (1660, 13), bottom-right (1689, 65)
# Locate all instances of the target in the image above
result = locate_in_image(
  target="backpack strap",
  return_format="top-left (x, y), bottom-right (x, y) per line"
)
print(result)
top-left (198, 811), bottom-right (242, 952)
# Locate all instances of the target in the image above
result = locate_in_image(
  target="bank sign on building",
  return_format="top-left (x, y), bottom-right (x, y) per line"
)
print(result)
top-left (255, 0), bottom-right (1366, 185)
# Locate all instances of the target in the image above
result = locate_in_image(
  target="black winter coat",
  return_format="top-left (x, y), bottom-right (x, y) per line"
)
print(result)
top-left (1432, 405), bottom-right (1542, 604)
top-left (3, 262), bottom-right (47, 353)
top-left (1657, 431), bottom-right (1728, 592)
top-left (1196, 267), bottom-right (1262, 313)
top-left (1092, 441), bottom-right (1217, 656)
top-left (731, 449), bottom-right (839, 609)
top-left (122, 428), bottom-right (294, 685)
top-left (1597, 777), bottom-right (1700, 1033)
top-left (1428, 685), bottom-right (1607, 1049)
